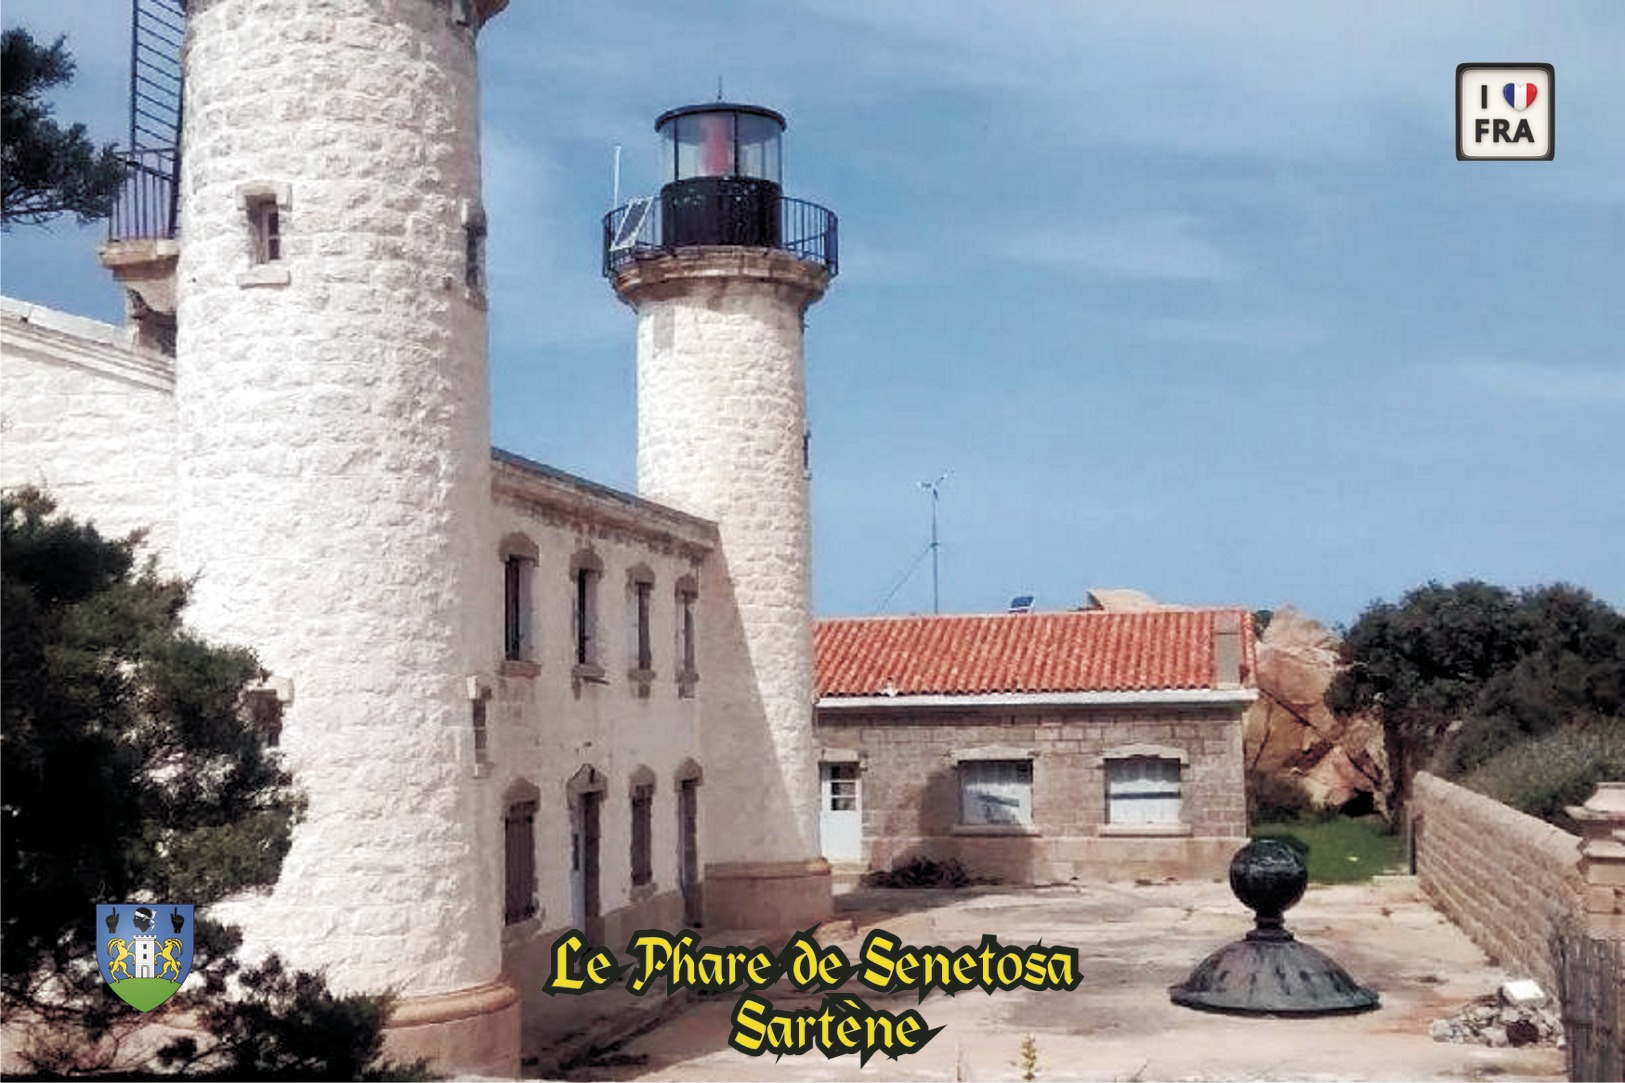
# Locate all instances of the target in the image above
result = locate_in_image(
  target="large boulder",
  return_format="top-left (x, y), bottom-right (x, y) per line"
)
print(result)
top-left (1245, 608), bottom-right (1388, 811)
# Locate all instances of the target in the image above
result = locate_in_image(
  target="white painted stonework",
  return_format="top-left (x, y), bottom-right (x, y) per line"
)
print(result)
top-left (487, 455), bottom-right (716, 944)
top-left (0, 0), bottom-right (836, 1071)
top-left (618, 251), bottom-right (831, 870)
top-left (0, 300), bottom-right (176, 562)
top-left (173, 0), bottom-right (499, 996)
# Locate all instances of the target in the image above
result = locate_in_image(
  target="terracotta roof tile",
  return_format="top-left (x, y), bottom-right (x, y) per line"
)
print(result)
top-left (814, 609), bottom-right (1255, 697)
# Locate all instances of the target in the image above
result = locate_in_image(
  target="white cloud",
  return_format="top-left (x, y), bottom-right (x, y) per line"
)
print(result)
top-left (1451, 358), bottom-right (1625, 406)
top-left (990, 213), bottom-right (1230, 281)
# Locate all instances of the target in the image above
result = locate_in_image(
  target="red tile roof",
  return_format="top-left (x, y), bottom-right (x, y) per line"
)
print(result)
top-left (814, 609), bottom-right (1254, 698)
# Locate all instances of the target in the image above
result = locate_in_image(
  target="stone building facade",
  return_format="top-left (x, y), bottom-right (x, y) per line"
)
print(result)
top-left (0, 0), bottom-right (831, 1075)
top-left (0, 299), bottom-right (764, 1071)
top-left (813, 610), bottom-right (1256, 883)
top-left (0, 1), bottom-right (1262, 1075)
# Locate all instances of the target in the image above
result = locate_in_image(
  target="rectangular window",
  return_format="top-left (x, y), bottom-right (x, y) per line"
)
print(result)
top-left (503, 556), bottom-right (533, 662)
top-left (471, 698), bottom-right (488, 766)
top-left (1105, 757), bottom-right (1182, 825)
top-left (244, 688), bottom-right (284, 747)
top-left (826, 763), bottom-right (859, 811)
top-left (634, 581), bottom-right (653, 671)
top-left (573, 567), bottom-right (599, 666)
top-left (959, 760), bottom-right (1033, 825)
top-left (630, 785), bottom-right (654, 887)
top-left (247, 196), bottom-right (281, 264)
top-left (503, 800), bottom-right (537, 925)
top-left (465, 215), bottom-right (487, 292)
top-left (677, 591), bottom-right (696, 673)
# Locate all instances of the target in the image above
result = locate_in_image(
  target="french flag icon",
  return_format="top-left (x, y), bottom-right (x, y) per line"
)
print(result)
top-left (1503, 82), bottom-right (1538, 110)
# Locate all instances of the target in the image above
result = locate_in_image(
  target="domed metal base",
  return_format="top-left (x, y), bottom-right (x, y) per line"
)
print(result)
top-left (1169, 930), bottom-right (1380, 1016)
top-left (1169, 839), bottom-right (1380, 1017)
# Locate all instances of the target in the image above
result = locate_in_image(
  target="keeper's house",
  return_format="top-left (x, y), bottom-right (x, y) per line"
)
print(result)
top-left (812, 607), bottom-right (1256, 884)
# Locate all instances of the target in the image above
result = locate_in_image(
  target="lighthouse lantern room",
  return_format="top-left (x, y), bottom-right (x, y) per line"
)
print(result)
top-left (656, 102), bottom-right (785, 249)
top-left (604, 100), bottom-right (835, 276)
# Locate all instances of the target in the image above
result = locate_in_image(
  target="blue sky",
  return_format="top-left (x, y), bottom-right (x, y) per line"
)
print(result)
top-left (4, 2), bottom-right (1621, 630)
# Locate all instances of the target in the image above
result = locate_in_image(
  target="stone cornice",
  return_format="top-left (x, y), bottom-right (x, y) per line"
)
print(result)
top-left (0, 298), bottom-right (173, 393)
top-left (491, 449), bottom-right (715, 563)
top-left (610, 247), bottom-right (830, 311)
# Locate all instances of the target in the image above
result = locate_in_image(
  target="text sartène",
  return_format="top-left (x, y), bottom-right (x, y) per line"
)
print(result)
top-left (543, 926), bottom-right (1080, 1062)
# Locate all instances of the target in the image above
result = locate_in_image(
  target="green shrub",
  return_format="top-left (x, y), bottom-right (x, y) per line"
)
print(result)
top-left (1462, 723), bottom-right (1625, 823)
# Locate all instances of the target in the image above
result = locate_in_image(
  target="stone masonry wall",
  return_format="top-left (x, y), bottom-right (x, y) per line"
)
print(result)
top-left (818, 704), bottom-right (1249, 883)
top-left (487, 457), bottom-right (716, 1064)
top-left (0, 301), bottom-right (177, 560)
top-left (620, 252), bottom-right (830, 872)
top-left (177, 0), bottom-right (499, 997)
top-left (1412, 772), bottom-right (1584, 991)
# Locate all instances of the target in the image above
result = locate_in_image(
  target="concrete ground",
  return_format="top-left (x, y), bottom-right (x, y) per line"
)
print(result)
top-left (536, 876), bottom-right (1565, 1082)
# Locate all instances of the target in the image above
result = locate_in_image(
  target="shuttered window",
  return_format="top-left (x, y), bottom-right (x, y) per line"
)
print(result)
top-left (504, 800), bottom-right (537, 924)
top-left (1105, 757), bottom-right (1182, 825)
top-left (959, 760), bottom-right (1033, 825)
top-left (630, 785), bottom-right (654, 887)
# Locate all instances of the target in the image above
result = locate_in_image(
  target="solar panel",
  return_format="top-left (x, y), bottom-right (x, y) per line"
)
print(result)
top-left (610, 197), bottom-right (652, 251)
top-left (1008, 595), bottom-right (1034, 614)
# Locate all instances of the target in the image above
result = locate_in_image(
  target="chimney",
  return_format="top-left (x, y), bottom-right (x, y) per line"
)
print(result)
top-left (1214, 610), bottom-right (1243, 688)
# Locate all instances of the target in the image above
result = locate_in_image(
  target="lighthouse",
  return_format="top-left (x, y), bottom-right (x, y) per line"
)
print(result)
top-left (605, 103), bottom-right (838, 929)
top-left (169, 0), bottom-right (515, 1072)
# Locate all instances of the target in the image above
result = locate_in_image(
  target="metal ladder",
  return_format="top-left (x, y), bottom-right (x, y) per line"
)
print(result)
top-left (112, 0), bottom-right (185, 240)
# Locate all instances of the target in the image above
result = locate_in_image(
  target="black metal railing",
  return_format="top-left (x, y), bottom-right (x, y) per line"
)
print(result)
top-left (603, 193), bottom-right (837, 279)
top-left (110, 0), bottom-right (185, 243)
top-left (109, 146), bottom-right (180, 241)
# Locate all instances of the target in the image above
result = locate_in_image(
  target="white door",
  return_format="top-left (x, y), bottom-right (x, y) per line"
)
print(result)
top-left (819, 762), bottom-right (862, 862)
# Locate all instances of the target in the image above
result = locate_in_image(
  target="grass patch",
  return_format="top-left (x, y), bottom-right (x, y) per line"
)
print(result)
top-left (1251, 815), bottom-right (1406, 884)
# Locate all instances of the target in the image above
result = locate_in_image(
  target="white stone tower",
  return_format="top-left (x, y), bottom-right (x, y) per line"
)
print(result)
top-left (172, 0), bottom-right (515, 1073)
top-left (607, 103), bottom-right (837, 929)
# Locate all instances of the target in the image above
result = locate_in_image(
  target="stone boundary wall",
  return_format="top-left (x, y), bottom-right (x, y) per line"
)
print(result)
top-left (1412, 772), bottom-right (1583, 990)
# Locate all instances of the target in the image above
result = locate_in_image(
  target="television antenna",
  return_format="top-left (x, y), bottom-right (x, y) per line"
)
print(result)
top-left (919, 472), bottom-right (949, 614)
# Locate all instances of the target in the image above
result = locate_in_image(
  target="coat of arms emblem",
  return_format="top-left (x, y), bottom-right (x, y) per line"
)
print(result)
top-left (95, 904), bottom-right (194, 1012)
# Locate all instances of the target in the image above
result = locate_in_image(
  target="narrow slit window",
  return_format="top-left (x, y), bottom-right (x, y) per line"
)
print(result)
top-left (464, 212), bottom-right (487, 292)
top-left (471, 697), bottom-right (489, 767)
top-left (678, 591), bottom-right (696, 673)
top-left (504, 555), bottom-right (534, 662)
top-left (630, 784), bottom-right (654, 887)
top-left (574, 566), bottom-right (599, 667)
top-left (635, 581), bottom-right (654, 671)
top-left (247, 196), bottom-right (281, 264)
